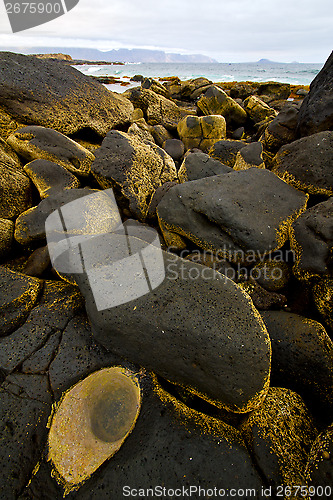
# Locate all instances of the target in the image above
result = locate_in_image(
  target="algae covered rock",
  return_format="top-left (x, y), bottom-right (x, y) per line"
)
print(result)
top-left (7, 126), bottom-right (95, 177)
top-left (125, 87), bottom-right (191, 131)
top-left (261, 311), bottom-right (333, 421)
top-left (258, 81), bottom-right (291, 100)
top-left (24, 159), bottom-right (81, 199)
top-left (289, 197), bottom-right (333, 281)
top-left (233, 142), bottom-right (265, 171)
top-left (178, 151), bottom-right (232, 182)
top-left (197, 86), bottom-right (247, 126)
top-left (263, 104), bottom-right (298, 152)
top-left (177, 115), bottom-right (226, 152)
top-left (0, 143), bottom-right (32, 219)
top-left (313, 278), bottom-right (333, 330)
top-left (241, 387), bottom-right (317, 492)
top-left (0, 218), bottom-right (14, 258)
top-left (272, 131), bottom-right (333, 196)
top-left (157, 168), bottom-right (308, 260)
top-left (297, 50), bottom-right (333, 137)
top-left (91, 130), bottom-right (178, 220)
top-left (305, 423), bottom-right (333, 498)
top-left (0, 52), bottom-right (133, 135)
top-left (71, 232), bottom-right (271, 414)
top-left (244, 95), bottom-right (277, 123)
top-left (48, 366), bottom-right (141, 494)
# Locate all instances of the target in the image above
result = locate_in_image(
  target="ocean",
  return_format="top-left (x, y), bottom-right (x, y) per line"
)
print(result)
top-left (75, 61), bottom-right (323, 93)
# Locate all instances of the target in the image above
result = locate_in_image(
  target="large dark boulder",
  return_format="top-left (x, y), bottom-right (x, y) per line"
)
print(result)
top-left (0, 52), bottom-right (133, 137)
top-left (272, 131), bottom-right (333, 196)
top-left (72, 234), bottom-right (271, 414)
top-left (297, 50), bottom-right (333, 137)
top-left (157, 168), bottom-right (308, 261)
top-left (289, 197), bottom-right (333, 281)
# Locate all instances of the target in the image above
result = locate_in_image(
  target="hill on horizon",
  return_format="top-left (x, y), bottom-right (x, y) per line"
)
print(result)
top-left (0, 47), bottom-right (217, 63)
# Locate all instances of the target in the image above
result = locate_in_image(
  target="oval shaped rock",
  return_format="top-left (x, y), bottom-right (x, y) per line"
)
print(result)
top-left (72, 233), bottom-right (272, 414)
top-left (48, 367), bottom-right (141, 493)
top-left (8, 126), bottom-right (95, 177)
top-left (24, 159), bottom-right (80, 199)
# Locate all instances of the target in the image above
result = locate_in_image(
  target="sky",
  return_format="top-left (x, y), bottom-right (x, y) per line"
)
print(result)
top-left (0, 0), bottom-right (332, 62)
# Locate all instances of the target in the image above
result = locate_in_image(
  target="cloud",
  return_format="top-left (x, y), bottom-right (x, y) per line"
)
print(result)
top-left (0, 0), bottom-right (331, 61)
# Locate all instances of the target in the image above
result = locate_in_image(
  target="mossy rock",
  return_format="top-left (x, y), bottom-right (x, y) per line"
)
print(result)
top-left (233, 142), bottom-right (265, 171)
top-left (313, 278), bottom-right (333, 330)
top-left (208, 139), bottom-right (246, 167)
top-left (241, 387), bottom-right (317, 494)
top-left (7, 126), bottom-right (95, 178)
top-left (197, 85), bottom-right (247, 126)
top-left (305, 423), bottom-right (333, 498)
top-left (91, 130), bottom-right (178, 220)
top-left (0, 218), bottom-right (14, 259)
top-left (0, 52), bottom-right (133, 136)
top-left (262, 104), bottom-right (298, 153)
top-left (244, 95), bottom-right (277, 123)
top-left (0, 142), bottom-right (32, 219)
top-left (177, 115), bottom-right (226, 152)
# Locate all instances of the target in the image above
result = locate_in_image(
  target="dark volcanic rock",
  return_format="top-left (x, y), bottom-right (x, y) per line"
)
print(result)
top-left (290, 197), bottom-right (333, 281)
top-left (14, 188), bottom-right (118, 245)
top-left (241, 387), bottom-right (317, 491)
top-left (8, 126), bottom-right (94, 177)
top-left (261, 311), bottom-right (333, 421)
top-left (272, 131), bottom-right (333, 196)
top-left (0, 374), bottom-right (51, 499)
top-left (0, 267), bottom-right (42, 337)
top-left (178, 151), bottom-right (232, 182)
top-left (24, 373), bottom-right (264, 499)
top-left (208, 139), bottom-right (246, 167)
top-left (162, 138), bottom-right (185, 161)
top-left (263, 104), bottom-right (299, 152)
top-left (72, 235), bottom-right (271, 414)
top-left (297, 50), bottom-right (333, 137)
top-left (233, 142), bottom-right (265, 171)
top-left (157, 168), bottom-right (308, 260)
top-left (91, 130), bottom-right (177, 220)
top-left (0, 52), bottom-right (133, 136)
top-left (24, 159), bottom-right (80, 199)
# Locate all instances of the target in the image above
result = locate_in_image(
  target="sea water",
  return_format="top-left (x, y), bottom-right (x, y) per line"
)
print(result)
top-left (75, 61), bottom-right (323, 93)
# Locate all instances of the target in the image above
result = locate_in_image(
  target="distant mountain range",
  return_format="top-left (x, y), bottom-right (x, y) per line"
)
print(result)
top-left (0, 47), bottom-right (217, 63)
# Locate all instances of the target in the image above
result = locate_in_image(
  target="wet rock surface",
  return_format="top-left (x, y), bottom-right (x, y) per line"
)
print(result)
top-left (0, 50), bottom-right (332, 498)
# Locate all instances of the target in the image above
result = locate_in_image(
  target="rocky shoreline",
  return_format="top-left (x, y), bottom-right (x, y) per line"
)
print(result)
top-left (0, 50), bottom-right (333, 499)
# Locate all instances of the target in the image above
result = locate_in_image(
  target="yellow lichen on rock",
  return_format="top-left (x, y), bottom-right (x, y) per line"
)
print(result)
top-left (48, 367), bottom-right (141, 495)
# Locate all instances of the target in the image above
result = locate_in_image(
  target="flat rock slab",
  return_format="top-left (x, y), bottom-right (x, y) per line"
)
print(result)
top-left (178, 151), bottom-right (232, 182)
top-left (261, 311), bottom-right (333, 422)
top-left (91, 130), bottom-right (177, 220)
top-left (8, 126), bottom-right (95, 177)
top-left (157, 168), bottom-right (308, 260)
top-left (73, 235), bottom-right (271, 414)
top-left (0, 52), bottom-right (133, 136)
top-left (290, 197), bottom-right (333, 280)
top-left (272, 131), bottom-right (333, 196)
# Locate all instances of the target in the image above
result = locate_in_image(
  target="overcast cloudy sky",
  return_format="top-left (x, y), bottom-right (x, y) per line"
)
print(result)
top-left (0, 0), bottom-right (331, 62)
